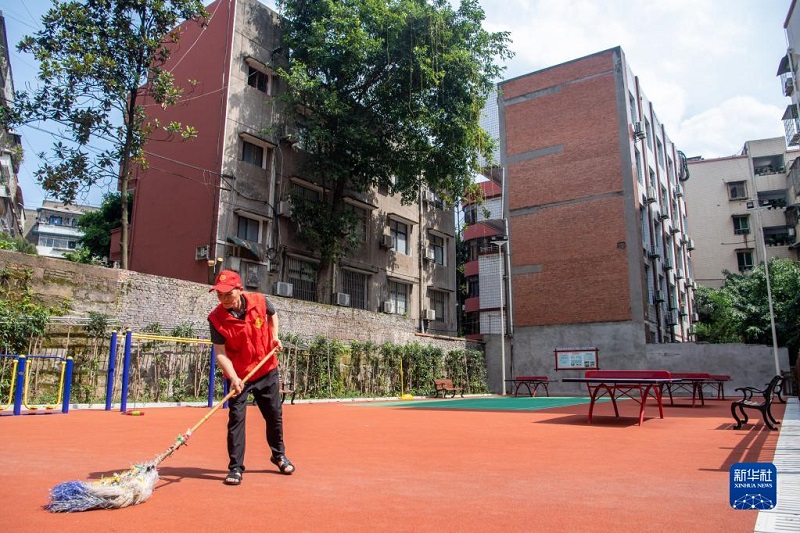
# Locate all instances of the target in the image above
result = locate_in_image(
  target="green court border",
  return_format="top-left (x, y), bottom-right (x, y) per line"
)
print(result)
top-left (372, 396), bottom-right (615, 411)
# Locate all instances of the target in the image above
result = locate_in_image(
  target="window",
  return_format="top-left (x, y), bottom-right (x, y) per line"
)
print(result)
top-left (644, 118), bottom-right (653, 150)
top-left (287, 257), bottom-right (317, 302)
top-left (635, 149), bottom-right (643, 185)
top-left (736, 250), bottom-right (754, 272)
top-left (291, 182), bottom-right (321, 202)
top-left (732, 215), bottom-right (750, 235)
top-left (247, 65), bottom-right (269, 93)
top-left (237, 216), bottom-right (260, 242)
top-left (728, 181), bottom-right (747, 200)
top-left (345, 204), bottom-right (368, 244)
top-left (430, 290), bottom-right (446, 323)
top-left (467, 276), bottom-right (479, 298)
top-left (656, 139), bottom-right (664, 167)
top-left (389, 219), bottom-right (409, 254)
top-left (49, 216), bottom-right (62, 225)
top-left (464, 204), bottom-right (477, 225)
top-left (388, 280), bottom-right (409, 315)
top-left (628, 92), bottom-right (638, 122)
top-left (429, 234), bottom-right (445, 265)
top-left (342, 270), bottom-right (368, 310)
top-left (242, 140), bottom-right (264, 167)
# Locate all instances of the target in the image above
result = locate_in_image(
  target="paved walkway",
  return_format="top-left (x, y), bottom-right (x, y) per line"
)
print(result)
top-left (756, 397), bottom-right (800, 532)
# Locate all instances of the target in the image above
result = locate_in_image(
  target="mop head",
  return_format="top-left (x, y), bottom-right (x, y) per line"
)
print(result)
top-left (46, 463), bottom-right (159, 512)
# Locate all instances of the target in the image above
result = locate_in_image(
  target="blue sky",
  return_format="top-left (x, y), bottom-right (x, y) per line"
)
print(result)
top-left (0, 0), bottom-right (793, 208)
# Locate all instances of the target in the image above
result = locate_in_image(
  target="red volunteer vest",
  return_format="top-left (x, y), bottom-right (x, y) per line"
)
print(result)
top-left (208, 292), bottom-right (278, 381)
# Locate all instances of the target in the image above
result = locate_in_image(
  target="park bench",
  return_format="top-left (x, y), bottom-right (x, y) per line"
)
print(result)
top-left (279, 378), bottom-right (295, 405)
top-left (505, 375), bottom-right (550, 397)
top-left (730, 375), bottom-right (783, 430)
top-left (433, 378), bottom-right (463, 398)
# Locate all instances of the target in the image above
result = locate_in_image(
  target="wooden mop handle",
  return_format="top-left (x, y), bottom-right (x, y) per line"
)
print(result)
top-left (187, 346), bottom-right (279, 434)
top-left (152, 346), bottom-right (280, 466)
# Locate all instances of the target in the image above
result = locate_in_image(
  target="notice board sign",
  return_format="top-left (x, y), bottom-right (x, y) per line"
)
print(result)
top-left (554, 347), bottom-right (599, 370)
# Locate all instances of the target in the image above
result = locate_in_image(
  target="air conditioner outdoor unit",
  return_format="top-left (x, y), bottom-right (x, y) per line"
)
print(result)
top-left (274, 281), bottom-right (293, 298)
top-left (333, 292), bottom-right (351, 307)
top-left (663, 260), bottom-right (673, 271)
top-left (422, 309), bottom-right (436, 321)
top-left (195, 245), bottom-right (209, 261)
top-left (277, 200), bottom-right (292, 217)
top-left (380, 234), bottom-right (395, 249)
top-left (687, 238), bottom-right (695, 250)
top-left (674, 185), bottom-right (684, 197)
top-left (382, 300), bottom-right (393, 314)
top-left (423, 247), bottom-right (435, 261)
top-left (423, 190), bottom-right (436, 203)
top-left (669, 225), bottom-right (680, 234)
top-left (675, 268), bottom-right (684, 279)
top-left (646, 186), bottom-right (657, 204)
top-left (654, 290), bottom-right (665, 303)
top-left (633, 121), bottom-right (645, 140)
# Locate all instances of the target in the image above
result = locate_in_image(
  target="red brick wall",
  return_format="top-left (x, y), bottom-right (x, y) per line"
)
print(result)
top-left (502, 49), bottom-right (634, 327)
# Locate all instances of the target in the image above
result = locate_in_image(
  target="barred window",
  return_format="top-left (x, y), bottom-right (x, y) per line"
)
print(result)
top-left (342, 270), bottom-right (367, 310)
top-left (287, 257), bottom-right (317, 302)
top-left (429, 234), bottom-right (445, 265)
top-left (430, 290), bottom-right (446, 322)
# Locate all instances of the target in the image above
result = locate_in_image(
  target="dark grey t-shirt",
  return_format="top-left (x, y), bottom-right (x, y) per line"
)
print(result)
top-left (208, 294), bottom-right (276, 344)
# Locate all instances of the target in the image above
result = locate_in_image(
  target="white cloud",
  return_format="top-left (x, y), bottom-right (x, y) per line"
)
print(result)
top-left (673, 97), bottom-right (786, 159)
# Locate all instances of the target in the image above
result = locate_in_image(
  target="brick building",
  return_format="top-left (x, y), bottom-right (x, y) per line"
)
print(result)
top-left (494, 47), bottom-right (695, 380)
top-left (123, 0), bottom-right (458, 334)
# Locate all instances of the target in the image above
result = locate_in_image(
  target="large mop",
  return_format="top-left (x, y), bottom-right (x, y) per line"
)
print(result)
top-left (46, 347), bottom-right (278, 512)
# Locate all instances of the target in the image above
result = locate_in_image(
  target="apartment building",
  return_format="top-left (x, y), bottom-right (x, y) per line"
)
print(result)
top-left (462, 88), bottom-right (510, 340)
top-left (685, 139), bottom-right (799, 288)
top-left (124, 0), bottom-right (458, 333)
top-left (0, 11), bottom-right (24, 238)
top-left (26, 200), bottom-right (97, 259)
top-left (497, 47), bottom-right (695, 374)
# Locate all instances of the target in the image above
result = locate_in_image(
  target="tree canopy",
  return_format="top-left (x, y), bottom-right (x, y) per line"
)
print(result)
top-left (276, 0), bottom-right (512, 298)
top-left (694, 258), bottom-right (800, 365)
top-left (1, 0), bottom-right (208, 269)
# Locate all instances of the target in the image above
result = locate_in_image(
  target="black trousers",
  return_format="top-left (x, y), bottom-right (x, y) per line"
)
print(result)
top-left (226, 368), bottom-right (285, 472)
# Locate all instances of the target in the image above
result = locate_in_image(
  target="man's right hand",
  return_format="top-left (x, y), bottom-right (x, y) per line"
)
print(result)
top-left (231, 377), bottom-right (245, 395)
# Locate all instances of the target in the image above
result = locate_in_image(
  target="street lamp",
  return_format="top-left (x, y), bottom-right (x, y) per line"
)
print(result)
top-left (747, 201), bottom-right (781, 376)
top-left (490, 235), bottom-right (508, 395)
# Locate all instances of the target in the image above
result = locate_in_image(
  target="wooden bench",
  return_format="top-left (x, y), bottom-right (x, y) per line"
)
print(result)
top-left (730, 375), bottom-right (783, 430)
top-left (279, 379), bottom-right (296, 405)
top-left (505, 376), bottom-right (550, 397)
top-left (433, 378), bottom-right (463, 398)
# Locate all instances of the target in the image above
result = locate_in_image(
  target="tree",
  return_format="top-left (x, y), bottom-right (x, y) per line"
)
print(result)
top-left (0, 232), bottom-right (37, 254)
top-left (1, 0), bottom-right (208, 270)
top-left (694, 259), bottom-right (800, 365)
top-left (68, 192), bottom-right (130, 264)
top-left (276, 0), bottom-right (512, 300)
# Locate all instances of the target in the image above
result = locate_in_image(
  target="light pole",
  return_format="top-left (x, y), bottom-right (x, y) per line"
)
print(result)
top-left (491, 236), bottom-right (508, 395)
top-left (748, 201), bottom-right (781, 376)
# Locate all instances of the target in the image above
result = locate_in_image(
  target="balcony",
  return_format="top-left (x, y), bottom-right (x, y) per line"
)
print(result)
top-left (782, 104), bottom-right (800, 146)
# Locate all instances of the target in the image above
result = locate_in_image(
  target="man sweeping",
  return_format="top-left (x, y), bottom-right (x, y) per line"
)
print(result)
top-left (208, 270), bottom-right (295, 485)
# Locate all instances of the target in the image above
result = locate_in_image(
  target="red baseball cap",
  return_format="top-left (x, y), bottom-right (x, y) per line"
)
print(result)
top-left (209, 270), bottom-right (243, 292)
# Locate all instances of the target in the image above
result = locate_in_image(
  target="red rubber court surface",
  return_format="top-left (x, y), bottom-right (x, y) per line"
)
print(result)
top-left (0, 397), bottom-right (783, 532)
